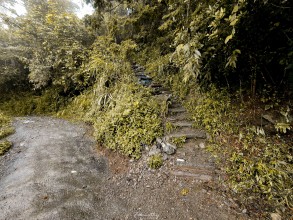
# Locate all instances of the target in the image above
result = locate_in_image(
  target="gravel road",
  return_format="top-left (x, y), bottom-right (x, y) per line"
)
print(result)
top-left (0, 117), bottom-right (110, 220)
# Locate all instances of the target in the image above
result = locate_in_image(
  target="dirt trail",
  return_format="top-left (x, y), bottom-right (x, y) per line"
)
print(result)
top-left (0, 117), bottom-right (110, 219)
top-left (0, 117), bottom-right (248, 220)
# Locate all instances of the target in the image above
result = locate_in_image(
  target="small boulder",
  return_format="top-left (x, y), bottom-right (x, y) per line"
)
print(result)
top-left (161, 141), bottom-right (176, 155)
top-left (199, 142), bottom-right (205, 149)
top-left (271, 213), bottom-right (281, 220)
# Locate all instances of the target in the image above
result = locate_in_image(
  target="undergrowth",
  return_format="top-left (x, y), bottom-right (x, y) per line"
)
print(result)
top-left (93, 84), bottom-right (163, 159)
top-left (0, 140), bottom-right (12, 156)
top-left (0, 111), bottom-right (14, 156)
top-left (0, 88), bottom-right (67, 116)
top-left (148, 154), bottom-right (163, 169)
top-left (184, 86), bottom-right (293, 216)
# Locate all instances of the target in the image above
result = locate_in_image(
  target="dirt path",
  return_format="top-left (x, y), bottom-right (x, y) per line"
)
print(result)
top-left (0, 117), bottom-right (248, 220)
top-left (0, 117), bottom-right (109, 219)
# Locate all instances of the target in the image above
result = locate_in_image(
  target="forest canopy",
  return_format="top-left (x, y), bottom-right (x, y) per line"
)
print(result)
top-left (1, 0), bottom-right (292, 94)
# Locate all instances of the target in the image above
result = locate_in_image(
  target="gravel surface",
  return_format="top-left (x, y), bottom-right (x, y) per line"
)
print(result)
top-left (0, 116), bottom-right (248, 220)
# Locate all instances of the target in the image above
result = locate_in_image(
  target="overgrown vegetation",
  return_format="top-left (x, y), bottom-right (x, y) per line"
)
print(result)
top-left (1, 0), bottom-right (292, 217)
top-left (171, 136), bottom-right (186, 148)
top-left (0, 88), bottom-right (67, 116)
top-left (0, 111), bottom-right (14, 155)
top-left (58, 36), bottom-right (163, 159)
top-left (148, 154), bottom-right (163, 169)
top-left (184, 86), bottom-right (292, 215)
top-left (0, 140), bottom-right (12, 155)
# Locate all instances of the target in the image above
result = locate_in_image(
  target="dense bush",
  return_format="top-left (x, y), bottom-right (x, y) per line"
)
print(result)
top-left (0, 88), bottom-right (67, 116)
top-left (93, 83), bottom-right (163, 159)
top-left (0, 111), bottom-right (14, 156)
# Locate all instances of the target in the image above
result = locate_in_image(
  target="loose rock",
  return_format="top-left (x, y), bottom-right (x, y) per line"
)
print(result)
top-left (161, 141), bottom-right (176, 155)
top-left (199, 142), bottom-right (205, 149)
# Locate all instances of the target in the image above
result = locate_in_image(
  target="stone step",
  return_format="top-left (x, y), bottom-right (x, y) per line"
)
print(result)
top-left (166, 112), bottom-right (190, 122)
top-left (181, 138), bottom-right (206, 149)
top-left (155, 94), bottom-right (172, 103)
top-left (150, 83), bottom-right (162, 88)
top-left (174, 156), bottom-right (214, 169)
top-left (168, 107), bottom-right (186, 114)
top-left (169, 102), bottom-right (182, 108)
top-left (132, 65), bottom-right (144, 71)
top-left (160, 90), bottom-right (172, 95)
top-left (135, 74), bottom-right (152, 80)
top-left (174, 144), bottom-right (215, 170)
top-left (166, 128), bottom-right (207, 140)
top-left (170, 121), bottom-right (193, 128)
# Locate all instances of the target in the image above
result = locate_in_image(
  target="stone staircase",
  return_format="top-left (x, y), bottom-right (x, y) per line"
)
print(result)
top-left (159, 94), bottom-right (215, 182)
top-left (133, 64), bottom-right (216, 182)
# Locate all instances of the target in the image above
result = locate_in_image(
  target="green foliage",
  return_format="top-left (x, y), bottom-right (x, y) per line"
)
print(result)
top-left (0, 88), bottom-right (67, 116)
top-left (165, 121), bottom-right (176, 134)
top-left (59, 36), bottom-right (163, 159)
top-left (275, 123), bottom-right (291, 134)
top-left (0, 27), bottom-right (28, 93)
top-left (0, 140), bottom-right (12, 156)
top-left (171, 136), bottom-right (186, 148)
top-left (227, 134), bottom-right (292, 209)
top-left (0, 111), bottom-right (14, 139)
top-left (187, 86), bottom-right (292, 212)
top-left (61, 82), bottom-right (163, 159)
top-left (93, 83), bottom-right (163, 159)
top-left (134, 0), bottom-right (293, 95)
top-left (57, 90), bottom-right (93, 121)
top-left (0, 111), bottom-right (14, 156)
top-left (148, 154), bottom-right (163, 169)
top-left (186, 85), bottom-right (235, 136)
top-left (1, 0), bottom-right (94, 92)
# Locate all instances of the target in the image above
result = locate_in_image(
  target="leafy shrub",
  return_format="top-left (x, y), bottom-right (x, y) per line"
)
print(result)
top-left (0, 111), bottom-right (14, 139)
top-left (227, 136), bottom-right (292, 208)
top-left (61, 82), bottom-right (163, 159)
top-left (185, 85), bottom-right (237, 136)
top-left (93, 83), bottom-right (163, 159)
top-left (0, 88), bottom-right (67, 116)
top-left (165, 121), bottom-right (176, 134)
top-left (0, 111), bottom-right (14, 156)
top-left (59, 37), bottom-right (163, 159)
top-left (0, 140), bottom-right (12, 156)
top-left (57, 90), bottom-right (93, 121)
top-left (171, 136), bottom-right (186, 148)
top-left (148, 154), bottom-right (163, 169)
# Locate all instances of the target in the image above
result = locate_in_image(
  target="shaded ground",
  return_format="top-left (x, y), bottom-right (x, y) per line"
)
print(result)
top-left (0, 117), bottom-right (248, 220)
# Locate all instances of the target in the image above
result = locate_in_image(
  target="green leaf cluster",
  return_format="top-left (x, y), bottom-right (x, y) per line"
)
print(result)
top-left (171, 136), bottom-right (186, 148)
top-left (0, 111), bottom-right (14, 156)
top-left (0, 111), bottom-right (14, 139)
top-left (148, 154), bottom-right (163, 169)
top-left (226, 134), bottom-right (292, 209)
top-left (185, 85), bottom-right (235, 135)
top-left (93, 83), bottom-right (163, 159)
